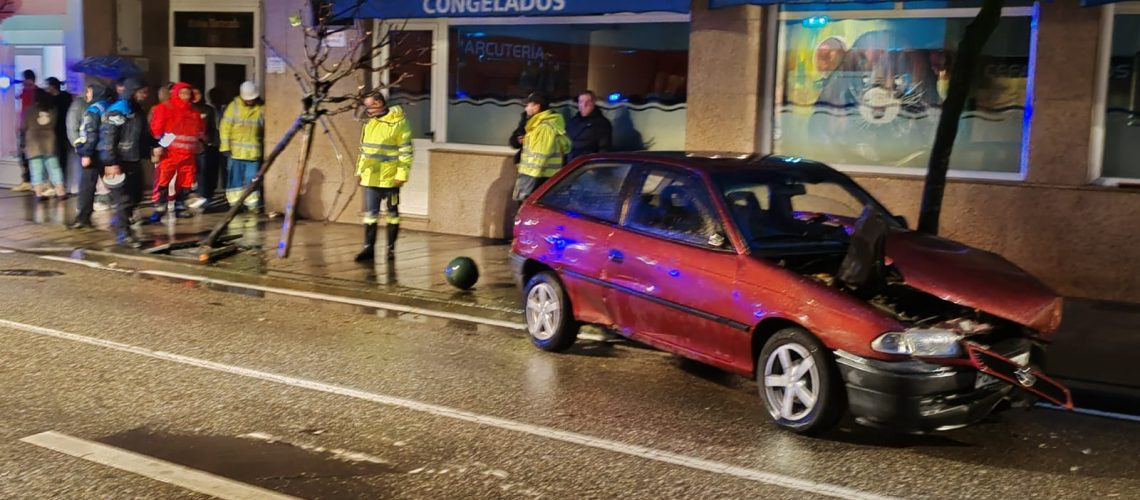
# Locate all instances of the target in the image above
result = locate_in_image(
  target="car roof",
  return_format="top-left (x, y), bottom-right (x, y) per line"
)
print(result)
top-left (578, 151), bottom-right (839, 175)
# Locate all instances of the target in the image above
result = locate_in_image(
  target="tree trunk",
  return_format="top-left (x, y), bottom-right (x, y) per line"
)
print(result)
top-left (276, 120), bottom-right (318, 258)
top-left (917, 0), bottom-right (1005, 234)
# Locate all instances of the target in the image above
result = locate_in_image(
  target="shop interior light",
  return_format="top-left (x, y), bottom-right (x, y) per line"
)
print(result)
top-left (802, 16), bottom-right (829, 28)
top-left (0, 76), bottom-right (10, 91)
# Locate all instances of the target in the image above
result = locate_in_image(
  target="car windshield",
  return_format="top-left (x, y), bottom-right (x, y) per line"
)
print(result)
top-left (712, 168), bottom-right (899, 253)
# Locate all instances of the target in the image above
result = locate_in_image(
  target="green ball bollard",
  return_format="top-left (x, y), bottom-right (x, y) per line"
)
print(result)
top-left (445, 256), bottom-right (479, 290)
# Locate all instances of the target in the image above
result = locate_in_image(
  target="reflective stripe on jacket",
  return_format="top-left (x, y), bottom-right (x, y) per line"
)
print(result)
top-left (219, 97), bottom-right (265, 161)
top-left (518, 109), bottom-right (570, 178)
top-left (356, 105), bottom-right (412, 188)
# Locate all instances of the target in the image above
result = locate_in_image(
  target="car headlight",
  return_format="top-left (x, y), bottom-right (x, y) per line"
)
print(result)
top-left (872, 329), bottom-right (963, 357)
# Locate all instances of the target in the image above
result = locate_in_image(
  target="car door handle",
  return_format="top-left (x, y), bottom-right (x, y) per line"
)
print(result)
top-left (608, 250), bottom-right (624, 263)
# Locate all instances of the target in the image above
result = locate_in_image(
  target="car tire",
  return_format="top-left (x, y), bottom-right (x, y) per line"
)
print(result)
top-left (757, 327), bottom-right (845, 435)
top-left (523, 271), bottom-right (579, 352)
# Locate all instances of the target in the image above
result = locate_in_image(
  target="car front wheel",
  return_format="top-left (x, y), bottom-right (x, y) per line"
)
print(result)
top-left (758, 327), bottom-right (845, 435)
top-left (524, 271), bottom-right (579, 352)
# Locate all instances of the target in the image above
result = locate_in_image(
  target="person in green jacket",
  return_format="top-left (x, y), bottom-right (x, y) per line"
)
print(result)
top-left (513, 93), bottom-right (570, 202)
top-left (219, 81), bottom-right (265, 212)
top-left (354, 92), bottom-right (412, 263)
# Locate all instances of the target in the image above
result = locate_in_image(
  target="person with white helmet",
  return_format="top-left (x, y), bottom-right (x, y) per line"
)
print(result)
top-left (219, 81), bottom-right (265, 213)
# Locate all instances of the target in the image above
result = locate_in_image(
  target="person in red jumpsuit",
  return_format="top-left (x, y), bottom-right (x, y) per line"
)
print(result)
top-left (148, 82), bottom-right (203, 220)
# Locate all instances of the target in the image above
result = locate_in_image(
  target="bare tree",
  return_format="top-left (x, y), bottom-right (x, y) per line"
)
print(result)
top-left (199, 0), bottom-right (423, 259)
top-left (0, 0), bottom-right (19, 23)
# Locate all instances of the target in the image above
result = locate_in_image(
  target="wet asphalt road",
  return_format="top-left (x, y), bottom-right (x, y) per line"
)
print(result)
top-left (0, 252), bottom-right (1138, 499)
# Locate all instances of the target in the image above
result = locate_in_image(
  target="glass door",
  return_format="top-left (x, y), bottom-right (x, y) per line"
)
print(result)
top-left (206, 55), bottom-right (255, 110)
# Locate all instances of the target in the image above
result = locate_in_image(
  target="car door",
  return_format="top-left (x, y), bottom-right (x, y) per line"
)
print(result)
top-left (528, 162), bottom-right (634, 327)
top-left (603, 165), bottom-right (745, 365)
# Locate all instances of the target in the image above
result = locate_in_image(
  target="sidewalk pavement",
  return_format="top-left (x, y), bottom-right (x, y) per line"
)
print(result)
top-left (1, 191), bottom-right (1136, 413)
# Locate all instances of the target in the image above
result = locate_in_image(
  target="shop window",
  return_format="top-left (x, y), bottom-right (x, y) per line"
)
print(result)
top-left (774, 9), bottom-right (1032, 174)
top-left (446, 23), bottom-right (688, 149)
top-left (1100, 12), bottom-right (1140, 180)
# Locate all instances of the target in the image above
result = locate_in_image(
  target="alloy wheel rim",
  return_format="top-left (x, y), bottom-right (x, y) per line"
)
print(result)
top-left (526, 283), bottom-right (561, 341)
top-left (763, 343), bottom-right (821, 421)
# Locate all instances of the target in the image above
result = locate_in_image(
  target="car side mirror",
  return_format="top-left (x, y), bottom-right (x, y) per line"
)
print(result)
top-left (893, 215), bottom-right (908, 228)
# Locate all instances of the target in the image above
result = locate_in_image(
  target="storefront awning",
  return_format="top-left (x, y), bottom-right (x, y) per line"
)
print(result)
top-left (329, 0), bottom-right (691, 19)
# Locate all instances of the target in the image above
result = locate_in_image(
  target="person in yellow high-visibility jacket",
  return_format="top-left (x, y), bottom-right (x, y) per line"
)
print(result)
top-left (354, 92), bottom-right (412, 262)
top-left (513, 93), bottom-right (570, 202)
top-left (219, 81), bottom-right (265, 213)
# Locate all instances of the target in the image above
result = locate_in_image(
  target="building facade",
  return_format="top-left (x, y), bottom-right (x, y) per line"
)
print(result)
top-left (3, 0), bottom-right (1137, 303)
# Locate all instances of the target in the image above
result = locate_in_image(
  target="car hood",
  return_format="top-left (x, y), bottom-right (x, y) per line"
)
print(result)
top-left (886, 231), bottom-right (1062, 334)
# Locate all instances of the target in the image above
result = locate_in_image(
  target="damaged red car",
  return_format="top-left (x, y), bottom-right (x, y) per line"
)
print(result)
top-left (510, 152), bottom-right (1072, 434)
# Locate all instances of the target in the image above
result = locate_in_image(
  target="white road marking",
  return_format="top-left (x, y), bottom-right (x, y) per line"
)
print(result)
top-left (19, 431), bottom-right (297, 500)
top-left (30, 255), bottom-right (526, 330)
top-left (36, 255), bottom-right (131, 272)
top-left (1, 318), bottom-right (894, 500)
top-left (1037, 403), bottom-right (1140, 423)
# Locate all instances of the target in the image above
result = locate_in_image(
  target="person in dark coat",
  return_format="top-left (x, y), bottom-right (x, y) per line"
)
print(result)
top-left (69, 82), bottom-right (115, 229)
top-left (45, 77), bottom-right (73, 190)
top-left (508, 110), bottom-right (528, 165)
top-left (565, 90), bottom-right (612, 162)
top-left (192, 87), bottom-right (220, 202)
top-left (21, 91), bottom-right (65, 200)
top-left (99, 78), bottom-right (153, 247)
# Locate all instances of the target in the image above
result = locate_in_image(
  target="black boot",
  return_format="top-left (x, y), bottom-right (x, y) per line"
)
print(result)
top-left (386, 223), bottom-right (399, 261)
top-left (354, 223), bottom-right (378, 262)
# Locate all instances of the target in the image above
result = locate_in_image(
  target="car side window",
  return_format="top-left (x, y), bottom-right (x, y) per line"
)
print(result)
top-left (626, 169), bottom-right (726, 248)
top-left (538, 163), bottom-right (632, 223)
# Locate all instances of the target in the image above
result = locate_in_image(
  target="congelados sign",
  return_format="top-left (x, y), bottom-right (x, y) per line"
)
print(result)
top-left (423, 0), bottom-right (567, 15)
top-left (332, 0), bottom-right (690, 18)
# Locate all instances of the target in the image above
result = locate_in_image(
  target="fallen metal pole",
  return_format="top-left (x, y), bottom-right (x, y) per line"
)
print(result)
top-left (199, 115), bottom-right (309, 249)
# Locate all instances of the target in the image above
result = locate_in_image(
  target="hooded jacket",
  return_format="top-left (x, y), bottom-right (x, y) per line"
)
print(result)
top-left (72, 84), bottom-right (114, 159)
top-left (219, 96), bottom-right (265, 161)
top-left (356, 105), bottom-right (413, 188)
top-left (20, 94), bottom-right (58, 158)
top-left (518, 109), bottom-right (570, 178)
top-left (99, 79), bottom-right (152, 165)
top-left (150, 82), bottom-right (204, 161)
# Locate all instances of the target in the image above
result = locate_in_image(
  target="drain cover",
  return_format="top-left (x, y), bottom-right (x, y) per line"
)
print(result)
top-left (0, 269), bottom-right (63, 277)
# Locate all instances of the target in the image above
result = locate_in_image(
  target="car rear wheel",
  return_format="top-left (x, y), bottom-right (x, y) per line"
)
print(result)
top-left (524, 271), bottom-right (579, 352)
top-left (758, 327), bottom-right (845, 435)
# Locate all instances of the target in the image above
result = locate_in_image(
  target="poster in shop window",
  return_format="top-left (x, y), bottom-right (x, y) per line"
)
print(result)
top-left (775, 17), bottom-right (1031, 173)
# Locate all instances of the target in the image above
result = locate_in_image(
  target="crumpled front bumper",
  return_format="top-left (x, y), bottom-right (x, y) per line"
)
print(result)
top-left (834, 342), bottom-right (1070, 432)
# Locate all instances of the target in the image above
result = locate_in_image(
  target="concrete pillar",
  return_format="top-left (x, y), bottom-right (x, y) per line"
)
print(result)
top-left (684, 0), bottom-right (770, 153)
top-left (1024, 0), bottom-right (1103, 185)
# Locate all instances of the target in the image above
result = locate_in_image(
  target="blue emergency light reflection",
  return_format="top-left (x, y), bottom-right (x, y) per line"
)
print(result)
top-left (608, 92), bottom-right (622, 102)
top-left (0, 77), bottom-right (10, 91)
top-left (668, 269), bottom-right (681, 278)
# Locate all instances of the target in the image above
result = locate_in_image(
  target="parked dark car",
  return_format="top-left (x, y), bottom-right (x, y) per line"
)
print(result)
top-left (509, 152), bottom-right (1072, 434)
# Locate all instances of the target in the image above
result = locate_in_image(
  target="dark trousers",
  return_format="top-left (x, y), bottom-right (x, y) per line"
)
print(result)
top-left (74, 161), bottom-right (102, 224)
top-left (110, 161), bottom-right (143, 237)
top-left (363, 186), bottom-right (400, 225)
top-left (196, 147), bottom-right (219, 198)
top-left (17, 130), bottom-right (30, 183)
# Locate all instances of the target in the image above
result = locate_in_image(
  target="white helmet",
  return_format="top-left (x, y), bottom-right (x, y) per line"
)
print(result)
top-left (239, 81), bottom-right (259, 101)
